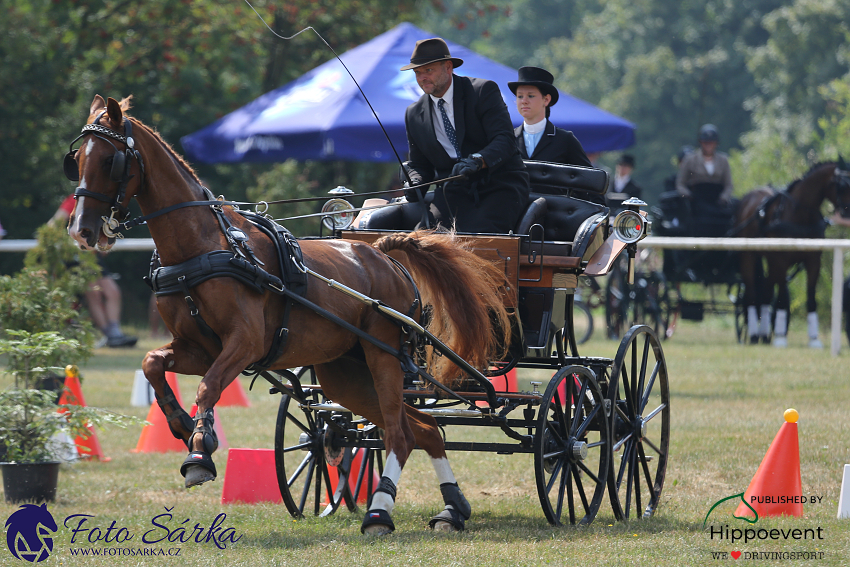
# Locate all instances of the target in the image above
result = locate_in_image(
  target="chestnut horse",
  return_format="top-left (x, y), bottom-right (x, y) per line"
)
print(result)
top-left (734, 160), bottom-right (850, 346)
top-left (66, 95), bottom-right (511, 535)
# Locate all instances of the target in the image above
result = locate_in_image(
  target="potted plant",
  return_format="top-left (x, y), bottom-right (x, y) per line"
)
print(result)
top-left (0, 331), bottom-right (129, 503)
top-left (0, 223), bottom-right (134, 503)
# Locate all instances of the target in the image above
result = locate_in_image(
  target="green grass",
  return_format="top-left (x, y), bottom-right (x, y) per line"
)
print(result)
top-left (2, 318), bottom-right (849, 566)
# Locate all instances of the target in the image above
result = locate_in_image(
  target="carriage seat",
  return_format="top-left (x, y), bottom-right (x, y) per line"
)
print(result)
top-left (523, 160), bottom-right (609, 200)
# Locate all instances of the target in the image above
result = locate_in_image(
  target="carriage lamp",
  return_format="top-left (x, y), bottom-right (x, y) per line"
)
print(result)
top-left (612, 210), bottom-right (647, 243)
top-left (320, 198), bottom-right (356, 230)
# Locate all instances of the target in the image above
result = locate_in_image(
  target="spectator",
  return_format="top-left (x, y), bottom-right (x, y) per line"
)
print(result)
top-left (52, 195), bottom-right (137, 348)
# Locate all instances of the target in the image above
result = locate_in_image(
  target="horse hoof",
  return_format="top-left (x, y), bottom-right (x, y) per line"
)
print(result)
top-left (363, 524), bottom-right (393, 536)
top-left (184, 464), bottom-right (216, 488)
top-left (808, 339), bottom-right (824, 349)
top-left (772, 336), bottom-right (788, 348)
top-left (432, 520), bottom-right (460, 532)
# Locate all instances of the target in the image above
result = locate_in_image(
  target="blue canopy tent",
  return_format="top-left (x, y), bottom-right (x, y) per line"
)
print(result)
top-left (181, 22), bottom-right (634, 164)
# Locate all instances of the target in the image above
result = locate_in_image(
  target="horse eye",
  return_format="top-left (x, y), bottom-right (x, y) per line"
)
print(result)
top-left (103, 155), bottom-right (114, 171)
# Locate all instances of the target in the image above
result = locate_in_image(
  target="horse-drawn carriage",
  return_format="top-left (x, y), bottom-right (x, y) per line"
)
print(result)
top-left (66, 95), bottom-right (670, 534)
top-left (628, 159), bottom-right (850, 345)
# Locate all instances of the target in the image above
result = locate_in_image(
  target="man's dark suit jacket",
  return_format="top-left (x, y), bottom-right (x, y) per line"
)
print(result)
top-left (514, 120), bottom-right (604, 205)
top-left (404, 75), bottom-right (530, 233)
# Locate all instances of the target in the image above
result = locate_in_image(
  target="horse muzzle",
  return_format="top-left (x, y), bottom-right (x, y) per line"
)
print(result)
top-left (69, 209), bottom-right (118, 252)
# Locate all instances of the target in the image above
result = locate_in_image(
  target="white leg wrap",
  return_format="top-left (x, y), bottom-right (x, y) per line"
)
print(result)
top-left (807, 311), bottom-right (819, 340)
top-left (747, 306), bottom-right (759, 337)
top-left (431, 457), bottom-right (457, 486)
top-left (370, 452), bottom-right (401, 514)
top-left (759, 305), bottom-right (772, 336)
top-left (774, 309), bottom-right (788, 337)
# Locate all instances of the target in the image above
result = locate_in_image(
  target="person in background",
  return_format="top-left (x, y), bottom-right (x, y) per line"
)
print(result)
top-left (397, 38), bottom-right (530, 233)
top-left (664, 145), bottom-right (693, 194)
top-left (52, 195), bottom-right (137, 348)
top-left (675, 124), bottom-right (733, 205)
top-left (606, 154), bottom-right (642, 211)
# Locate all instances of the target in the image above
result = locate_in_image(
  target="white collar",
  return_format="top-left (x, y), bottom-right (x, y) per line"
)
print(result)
top-left (429, 79), bottom-right (455, 108)
top-left (523, 119), bottom-right (546, 135)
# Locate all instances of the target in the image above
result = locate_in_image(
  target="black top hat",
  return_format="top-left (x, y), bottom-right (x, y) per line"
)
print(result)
top-left (400, 38), bottom-right (464, 71)
top-left (617, 154), bottom-right (636, 168)
top-left (508, 66), bottom-right (559, 106)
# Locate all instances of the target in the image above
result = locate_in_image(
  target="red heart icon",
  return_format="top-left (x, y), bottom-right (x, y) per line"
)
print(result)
top-left (731, 551), bottom-right (742, 559)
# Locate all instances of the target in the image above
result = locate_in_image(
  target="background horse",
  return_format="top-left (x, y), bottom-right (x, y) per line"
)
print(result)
top-left (734, 160), bottom-right (850, 346)
top-left (66, 95), bottom-right (511, 535)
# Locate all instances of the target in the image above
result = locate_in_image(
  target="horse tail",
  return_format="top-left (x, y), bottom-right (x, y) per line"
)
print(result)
top-left (374, 230), bottom-right (512, 387)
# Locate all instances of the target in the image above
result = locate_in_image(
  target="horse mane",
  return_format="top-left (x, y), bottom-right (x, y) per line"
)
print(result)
top-left (801, 161), bottom-right (836, 179)
top-left (128, 116), bottom-right (204, 185)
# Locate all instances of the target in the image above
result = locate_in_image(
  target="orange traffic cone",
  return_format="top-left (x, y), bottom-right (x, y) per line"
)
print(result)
top-left (58, 365), bottom-right (111, 462)
top-left (735, 408), bottom-right (803, 518)
top-left (189, 405), bottom-right (228, 450)
top-left (221, 448), bottom-right (282, 504)
top-left (133, 372), bottom-right (187, 453)
top-left (217, 378), bottom-right (251, 407)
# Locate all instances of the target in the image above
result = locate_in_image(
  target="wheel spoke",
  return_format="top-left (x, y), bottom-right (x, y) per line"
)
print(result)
top-left (288, 454), bottom-right (312, 488)
top-left (640, 362), bottom-right (660, 413)
top-left (298, 455), bottom-right (315, 514)
top-left (564, 463), bottom-right (573, 524)
top-left (613, 430), bottom-right (633, 452)
top-left (570, 377), bottom-right (589, 434)
top-left (637, 336), bottom-right (650, 401)
top-left (573, 465), bottom-right (590, 514)
top-left (638, 443), bottom-right (656, 508)
top-left (286, 414), bottom-right (313, 435)
top-left (545, 458), bottom-right (565, 494)
top-left (643, 402), bottom-right (667, 424)
top-left (282, 442), bottom-right (312, 453)
top-left (574, 402), bottom-right (602, 439)
top-left (642, 436), bottom-right (663, 456)
top-left (576, 460), bottom-right (602, 485)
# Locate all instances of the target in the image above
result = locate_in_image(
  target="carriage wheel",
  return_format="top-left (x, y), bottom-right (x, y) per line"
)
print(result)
top-left (274, 393), bottom-right (354, 518)
top-left (605, 264), bottom-right (628, 340)
top-left (607, 325), bottom-right (670, 520)
top-left (573, 301), bottom-right (594, 345)
top-left (533, 366), bottom-right (610, 526)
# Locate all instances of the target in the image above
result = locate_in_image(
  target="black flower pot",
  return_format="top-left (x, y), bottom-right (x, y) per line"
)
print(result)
top-left (1, 462), bottom-right (61, 503)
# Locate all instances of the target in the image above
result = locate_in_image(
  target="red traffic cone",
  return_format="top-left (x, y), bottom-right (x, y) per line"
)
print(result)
top-left (735, 409), bottom-right (803, 518)
top-left (189, 405), bottom-right (228, 450)
top-left (133, 372), bottom-right (187, 453)
top-left (221, 448), bottom-right (282, 504)
top-left (58, 365), bottom-right (111, 462)
top-left (217, 378), bottom-right (251, 407)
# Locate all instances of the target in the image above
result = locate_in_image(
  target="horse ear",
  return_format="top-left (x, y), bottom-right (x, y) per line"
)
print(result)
top-left (106, 97), bottom-right (123, 126)
top-left (90, 94), bottom-right (106, 116)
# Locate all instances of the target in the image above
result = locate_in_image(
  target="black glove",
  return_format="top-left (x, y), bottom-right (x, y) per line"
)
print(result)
top-left (451, 156), bottom-right (483, 178)
top-left (403, 178), bottom-right (425, 202)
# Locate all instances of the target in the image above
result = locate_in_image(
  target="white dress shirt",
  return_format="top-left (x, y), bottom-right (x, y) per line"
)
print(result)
top-left (429, 81), bottom-right (458, 159)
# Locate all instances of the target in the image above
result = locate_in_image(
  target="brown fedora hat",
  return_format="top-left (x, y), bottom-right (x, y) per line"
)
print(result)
top-left (508, 66), bottom-right (559, 107)
top-left (400, 38), bottom-right (464, 71)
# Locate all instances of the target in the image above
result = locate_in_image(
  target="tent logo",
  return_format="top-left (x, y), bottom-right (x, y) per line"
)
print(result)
top-left (5, 503), bottom-right (58, 563)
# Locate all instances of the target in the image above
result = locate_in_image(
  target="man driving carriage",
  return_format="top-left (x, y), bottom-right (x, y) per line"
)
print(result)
top-left (367, 38), bottom-right (530, 234)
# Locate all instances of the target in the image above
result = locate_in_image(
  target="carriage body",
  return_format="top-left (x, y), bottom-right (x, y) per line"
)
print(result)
top-left (271, 162), bottom-right (669, 526)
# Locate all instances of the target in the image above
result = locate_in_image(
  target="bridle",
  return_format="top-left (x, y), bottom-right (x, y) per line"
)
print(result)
top-left (832, 165), bottom-right (850, 218)
top-left (63, 111), bottom-right (145, 238)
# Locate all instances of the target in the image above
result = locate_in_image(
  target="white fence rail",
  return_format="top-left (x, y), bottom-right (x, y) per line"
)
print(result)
top-left (3, 236), bottom-right (848, 355)
top-left (643, 237), bottom-right (850, 356)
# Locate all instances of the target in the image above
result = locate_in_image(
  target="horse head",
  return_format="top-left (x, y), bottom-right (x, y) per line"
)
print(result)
top-left (65, 95), bottom-right (144, 251)
top-left (832, 156), bottom-right (850, 218)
